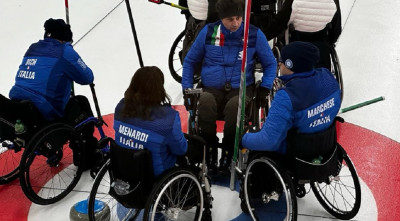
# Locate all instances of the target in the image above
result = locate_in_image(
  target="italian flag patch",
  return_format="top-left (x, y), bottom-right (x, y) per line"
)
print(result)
top-left (211, 25), bottom-right (224, 46)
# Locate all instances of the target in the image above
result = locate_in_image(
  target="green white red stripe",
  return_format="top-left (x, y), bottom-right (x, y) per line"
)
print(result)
top-left (211, 25), bottom-right (225, 46)
top-left (231, 0), bottom-right (252, 190)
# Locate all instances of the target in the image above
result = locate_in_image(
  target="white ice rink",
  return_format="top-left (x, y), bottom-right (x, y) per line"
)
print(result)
top-left (0, 0), bottom-right (399, 220)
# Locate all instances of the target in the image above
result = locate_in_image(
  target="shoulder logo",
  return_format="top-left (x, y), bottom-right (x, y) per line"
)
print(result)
top-left (284, 59), bottom-right (293, 69)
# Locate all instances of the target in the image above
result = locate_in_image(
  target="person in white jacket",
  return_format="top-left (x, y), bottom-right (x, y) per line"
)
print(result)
top-left (256, 0), bottom-right (342, 70)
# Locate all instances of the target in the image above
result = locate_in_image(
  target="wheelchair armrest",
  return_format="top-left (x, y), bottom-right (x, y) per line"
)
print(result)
top-left (184, 133), bottom-right (206, 145)
top-left (184, 88), bottom-right (203, 95)
top-left (97, 136), bottom-right (113, 149)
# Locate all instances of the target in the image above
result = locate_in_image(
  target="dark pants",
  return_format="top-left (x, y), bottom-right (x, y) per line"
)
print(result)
top-left (64, 95), bottom-right (97, 170)
top-left (197, 86), bottom-right (253, 164)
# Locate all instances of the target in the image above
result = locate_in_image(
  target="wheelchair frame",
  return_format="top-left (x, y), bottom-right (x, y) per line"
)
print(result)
top-left (167, 0), bottom-right (286, 85)
top-left (237, 125), bottom-right (362, 220)
top-left (87, 135), bottom-right (213, 221)
top-left (184, 80), bottom-right (266, 148)
top-left (0, 84), bottom-right (110, 205)
top-left (0, 96), bottom-right (46, 184)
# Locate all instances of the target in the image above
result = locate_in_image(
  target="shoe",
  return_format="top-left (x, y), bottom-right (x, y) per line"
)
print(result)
top-left (218, 151), bottom-right (231, 175)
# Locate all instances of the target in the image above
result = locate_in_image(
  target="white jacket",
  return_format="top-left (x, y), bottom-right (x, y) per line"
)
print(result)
top-left (187, 0), bottom-right (208, 20)
top-left (289, 0), bottom-right (337, 32)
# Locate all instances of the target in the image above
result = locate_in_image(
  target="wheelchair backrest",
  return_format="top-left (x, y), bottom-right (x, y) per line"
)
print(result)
top-left (108, 139), bottom-right (155, 209)
top-left (286, 120), bottom-right (337, 162)
top-left (0, 94), bottom-right (45, 142)
top-left (63, 95), bottom-right (94, 126)
top-left (286, 119), bottom-right (344, 182)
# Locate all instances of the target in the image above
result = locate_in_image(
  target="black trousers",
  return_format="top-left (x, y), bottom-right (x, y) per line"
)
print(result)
top-left (197, 86), bottom-right (254, 159)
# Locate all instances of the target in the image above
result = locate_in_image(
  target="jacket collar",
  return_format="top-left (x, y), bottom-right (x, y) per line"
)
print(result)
top-left (279, 70), bottom-right (316, 83)
top-left (219, 21), bottom-right (244, 38)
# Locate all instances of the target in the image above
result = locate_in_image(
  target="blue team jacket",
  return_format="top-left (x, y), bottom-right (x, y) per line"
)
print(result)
top-left (114, 99), bottom-right (188, 177)
top-left (9, 38), bottom-right (94, 120)
top-left (242, 68), bottom-right (341, 153)
top-left (182, 21), bottom-right (277, 90)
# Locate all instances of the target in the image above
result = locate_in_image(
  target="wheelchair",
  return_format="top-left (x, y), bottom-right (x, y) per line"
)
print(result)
top-left (182, 80), bottom-right (280, 188)
top-left (0, 84), bottom-right (109, 205)
top-left (87, 135), bottom-right (213, 221)
top-left (0, 94), bottom-right (46, 184)
top-left (237, 117), bottom-right (361, 220)
top-left (168, 0), bottom-right (285, 85)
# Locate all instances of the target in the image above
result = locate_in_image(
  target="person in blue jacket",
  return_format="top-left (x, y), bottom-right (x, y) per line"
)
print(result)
top-left (114, 66), bottom-right (188, 177)
top-left (242, 41), bottom-right (341, 153)
top-left (182, 0), bottom-right (277, 173)
top-left (9, 18), bottom-right (94, 121)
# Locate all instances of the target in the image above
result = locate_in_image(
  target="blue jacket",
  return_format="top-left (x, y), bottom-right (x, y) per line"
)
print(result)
top-left (182, 21), bottom-right (277, 90)
top-left (9, 38), bottom-right (94, 120)
top-left (242, 68), bottom-right (341, 153)
top-left (114, 99), bottom-right (188, 177)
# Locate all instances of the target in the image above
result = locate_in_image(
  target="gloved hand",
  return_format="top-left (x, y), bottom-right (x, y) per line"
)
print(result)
top-left (183, 93), bottom-right (195, 111)
top-left (257, 86), bottom-right (270, 108)
top-left (240, 126), bottom-right (260, 149)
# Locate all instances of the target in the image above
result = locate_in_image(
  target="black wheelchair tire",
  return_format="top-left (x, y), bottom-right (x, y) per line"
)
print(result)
top-left (0, 121), bottom-right (22, 184)
top-left (88, 159), bottom-right (110, 221)
top-left (330, 45), bottom-right (344, 100)
top-left (243, 157), bottom-right (297, 221)
top-left (311, 146), bottom-right (361, 220)
top-left (19, 123), bottom-right (83, 205)
top-left (143, 167), bottom-right (204, 221)
top-left (168, 30), bottom-right (186, 83)
top-left (88, 159), bottom-right (141, 221)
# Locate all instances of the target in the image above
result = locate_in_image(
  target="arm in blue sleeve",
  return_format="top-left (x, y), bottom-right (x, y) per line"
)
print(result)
top-left (242, 90), bottom-right (293, 152)
top-left (63, 44), bottom-right (94, 85)
top-left (167, 112), bottom-right (188, 156)
top-left (255, 30), bottom-right (277, 89)
top-left (182, 27), bottom-right (207, 90)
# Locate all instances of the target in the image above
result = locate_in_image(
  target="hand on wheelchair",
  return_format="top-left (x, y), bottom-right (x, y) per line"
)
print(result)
top-left (240, 125), bottom-right (260, 149)
top-left (256, 86), bottom-right (270, 108)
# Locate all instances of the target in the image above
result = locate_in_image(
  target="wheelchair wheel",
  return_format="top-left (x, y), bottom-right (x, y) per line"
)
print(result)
top-left (88, 159), bottom-right (141, 221)
top-left (19, 123), bottom-right (83, 205)
top-left (0, 121), bottom-right (22, 184)
top-left (243, 157), bottom-right (297, 221)
top-left (143, 167), bottom-right (204, 221)
top-left (168, 30), bottom-right (186, 83)
top-left (311, 146), bottom-right (361, 220)
top-left (330, 45), bottom-right (344, 100)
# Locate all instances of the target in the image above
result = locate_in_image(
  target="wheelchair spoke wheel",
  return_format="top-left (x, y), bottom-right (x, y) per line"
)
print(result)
top-left (0, 144), bottom-right (22, 184)
top-left (143, 167), bottom-right (204, 221)
top-left (19, 123), bottom-right (83, 205)
top-left (243, 158), bottom-right (297, 221)
top-left (168, 30), bottom-right (186, 83)
top-left (0, 120), bottom-right (23, 184)
top-left (88, 159), bottom-right (141, 221)
top-left (311, 147), bottom-right (361, 220)
top-left (330, 46), bottom-right (344, 100)
top-left (0, 120), bottom-right (22, 184)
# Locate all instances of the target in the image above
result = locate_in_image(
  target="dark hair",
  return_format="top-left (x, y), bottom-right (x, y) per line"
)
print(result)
top-left (121, 66), bottom-right (171, 120)
top-left (44, 18), bottom-right (73, 42)
top-left (215, 0), bottom-right (245, 19)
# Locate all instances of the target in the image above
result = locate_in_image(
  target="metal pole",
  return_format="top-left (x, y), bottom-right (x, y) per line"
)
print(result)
top-left (124, 0), bottom-right (144, 67)
top-left (65, 0), bottom-right (75, 96)
top-left (339, 96), bottom-right (385, 114)
top-left (65, 0), bottom-right (70, 24)
top-left (230, 0), bottom-right (252, 191)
